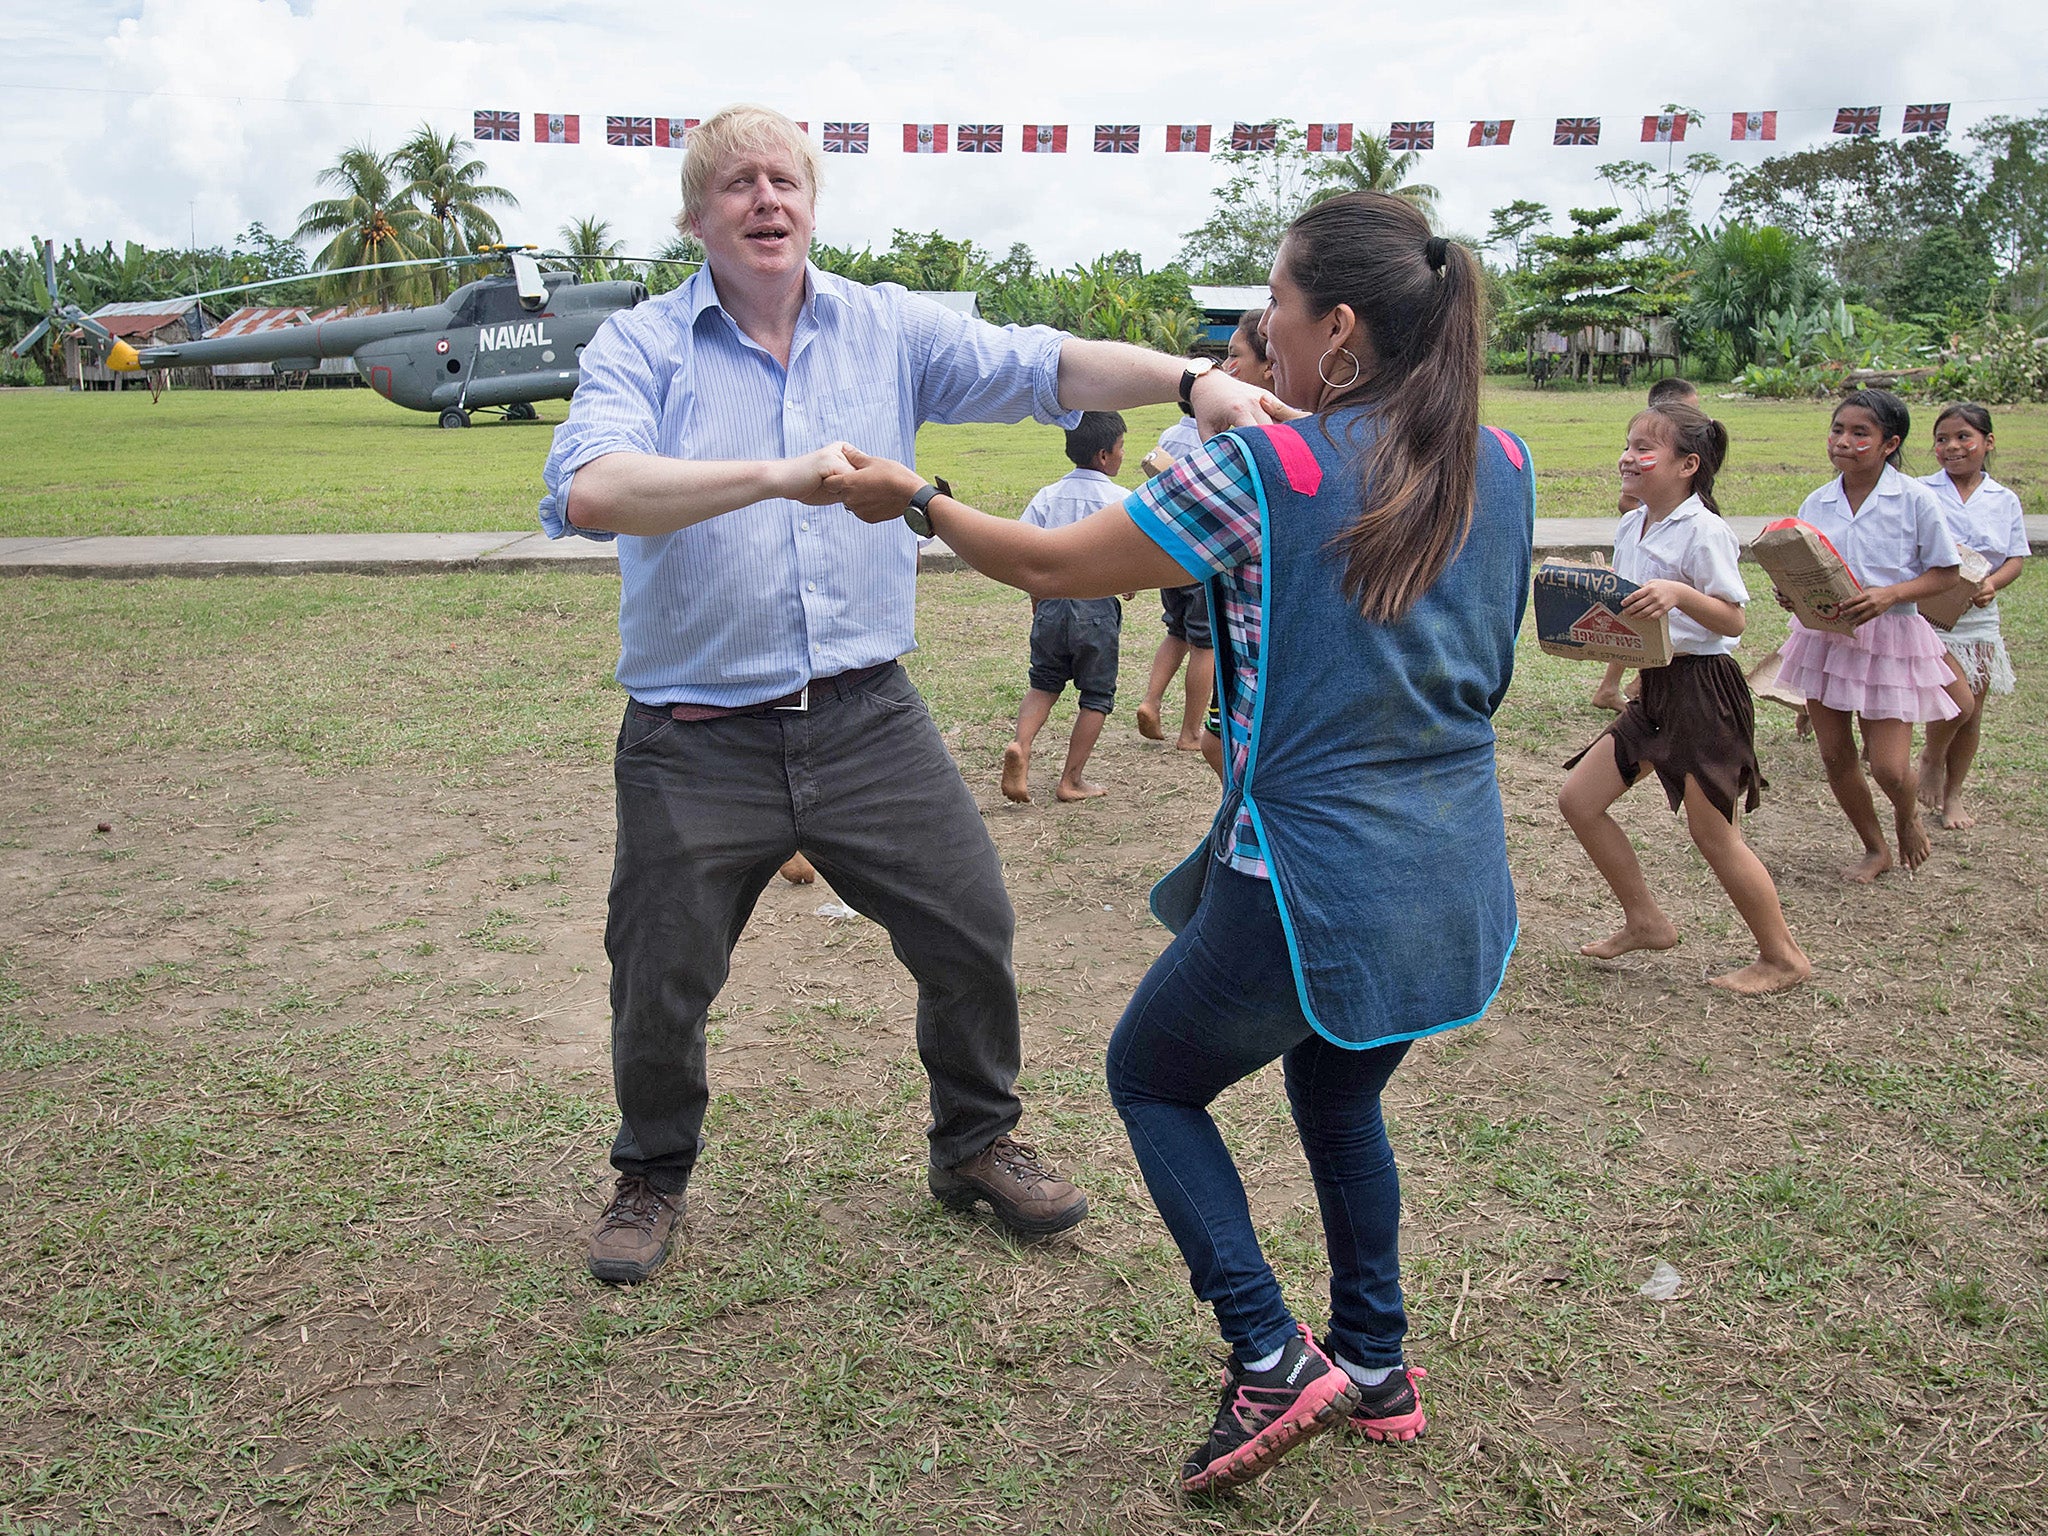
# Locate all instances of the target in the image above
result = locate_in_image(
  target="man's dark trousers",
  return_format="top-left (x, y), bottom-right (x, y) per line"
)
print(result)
top-left (605, 662), bottom-right (1023, 1192)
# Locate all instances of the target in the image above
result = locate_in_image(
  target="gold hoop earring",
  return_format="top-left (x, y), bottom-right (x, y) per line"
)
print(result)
top-left (1317, 346), bottom-right (1361, 390)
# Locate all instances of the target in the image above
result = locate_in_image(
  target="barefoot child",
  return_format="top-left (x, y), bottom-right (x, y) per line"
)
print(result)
top-left (1591, 378), bottom-right (1701, 712)
top-left (1916, 403), bottom-right (2029, 831)
top-left (1001, 413), bottom-right (1130, 803)
top-left (1773, 390), bottom-right (1961, 882)
top-left (1559, 403), bottom-right (1810, 994)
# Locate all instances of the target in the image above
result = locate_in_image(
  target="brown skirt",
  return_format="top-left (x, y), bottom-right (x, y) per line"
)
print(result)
top-left (1564, 653), bottom-right (1765, 823)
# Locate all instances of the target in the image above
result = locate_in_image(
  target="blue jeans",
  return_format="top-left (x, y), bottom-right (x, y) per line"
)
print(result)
top-left (1106, 859), bottom-right (1411, 1367)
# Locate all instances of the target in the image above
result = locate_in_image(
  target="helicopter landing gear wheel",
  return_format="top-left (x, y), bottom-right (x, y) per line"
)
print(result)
top-left (439, 408), bottom-right (471, 429)
top-left (504, 402), bottom-right (538, 422)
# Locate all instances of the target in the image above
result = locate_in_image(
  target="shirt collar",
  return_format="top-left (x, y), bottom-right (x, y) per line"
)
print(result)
top-left (684, 260), bottom-right (846, 328)
top-left (1065, 468), bottom-right (1117, 487)
top-left (1824, 462), bottom-right (1907, 510)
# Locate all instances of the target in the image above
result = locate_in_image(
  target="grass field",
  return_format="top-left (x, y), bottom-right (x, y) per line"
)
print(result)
top-left (4, 382), bottom-right (2044, 537)
top-left (2, 385), bottom-right (2045, 1532)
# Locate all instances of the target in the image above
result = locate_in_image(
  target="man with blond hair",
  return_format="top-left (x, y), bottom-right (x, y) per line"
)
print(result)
top-left (542, 104), bottom-right (1275, 1282)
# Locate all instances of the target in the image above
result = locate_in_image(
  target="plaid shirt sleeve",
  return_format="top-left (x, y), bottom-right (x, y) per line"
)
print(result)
top-left (1122, 433), bottom-right (1262, 579)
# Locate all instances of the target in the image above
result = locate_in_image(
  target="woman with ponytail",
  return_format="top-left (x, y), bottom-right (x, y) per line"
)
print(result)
top-left (829, 192), bottom-right (1535, 1494)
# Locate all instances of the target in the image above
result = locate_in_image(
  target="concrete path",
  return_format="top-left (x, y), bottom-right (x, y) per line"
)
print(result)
top-left (4, 518), bottom-right (2044, 579)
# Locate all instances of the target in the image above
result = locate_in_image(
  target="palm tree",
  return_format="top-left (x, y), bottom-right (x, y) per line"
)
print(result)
top-left (559, 217), bottom-right (625, 282)
top-left (293, 143), bottom-right (432, 307)
top-left (1306, 133), bottom-right (1442, 226)
top-left (396, 123), bottom-right (519, 299)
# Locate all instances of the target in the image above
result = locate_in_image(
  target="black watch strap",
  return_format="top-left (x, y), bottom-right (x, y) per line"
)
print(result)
top-left (904, 476), bottom-right (951, 538)
top-left (1178, 359), bottom-right (1215, 416)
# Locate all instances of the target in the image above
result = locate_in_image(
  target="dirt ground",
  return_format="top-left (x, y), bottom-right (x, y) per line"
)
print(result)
top-left (4, 684), bottom-right (2046, 1532)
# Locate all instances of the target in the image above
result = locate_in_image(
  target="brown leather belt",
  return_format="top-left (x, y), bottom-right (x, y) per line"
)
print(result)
top-left (638, 661), bottom-right (896, 723)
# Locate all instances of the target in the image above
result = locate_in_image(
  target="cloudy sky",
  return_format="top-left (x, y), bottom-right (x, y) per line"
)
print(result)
top-left (7, 0), bottom-right (2045, 276)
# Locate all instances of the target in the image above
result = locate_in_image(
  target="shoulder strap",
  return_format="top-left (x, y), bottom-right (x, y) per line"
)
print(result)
top-left (1482, 424), bottom-right (1524, 471)
top-left (1242, 422), bottom-right (1323, 496)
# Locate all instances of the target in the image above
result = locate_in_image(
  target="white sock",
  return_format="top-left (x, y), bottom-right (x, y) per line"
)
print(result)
top-left (1336, 1353), bottom-right (1398, 1388)
top-left (1240, 1344), bottom-right (1285, 1374)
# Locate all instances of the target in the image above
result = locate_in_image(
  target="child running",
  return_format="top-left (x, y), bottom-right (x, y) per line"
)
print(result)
top-left (1559, 403), bottom-right (1810, 994)
top-left (1592, 377), bottom-right (1700, 712)
top-left (1001, 412), bottom-right (1131, 803)
top-left (1916, 403), bottom-right (2029, 830)
top-left (1774, 389), bottom-right (1961, 882)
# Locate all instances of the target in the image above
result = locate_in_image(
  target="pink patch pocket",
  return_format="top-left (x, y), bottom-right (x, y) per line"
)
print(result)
top-left (1483, 425), bottom-right (1524, 470)
top-left (1251, 423), bottom-right (1323, 496)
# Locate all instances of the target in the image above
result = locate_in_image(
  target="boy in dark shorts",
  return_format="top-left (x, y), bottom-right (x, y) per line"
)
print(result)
top-left (1001, 413), bottom-right (1132, 803)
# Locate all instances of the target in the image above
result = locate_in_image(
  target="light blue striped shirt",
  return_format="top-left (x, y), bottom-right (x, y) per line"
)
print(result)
top-left (540, 263), bottom-right (1077, 706)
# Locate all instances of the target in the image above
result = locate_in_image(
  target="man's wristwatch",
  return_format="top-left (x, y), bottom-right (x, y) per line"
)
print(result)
top-left (904, 476), bottom-right (951, 538)
top-left (1178, 357), bottom-right (1218, 416)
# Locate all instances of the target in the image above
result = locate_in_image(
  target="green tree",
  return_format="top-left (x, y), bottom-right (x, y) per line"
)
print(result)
top-left (642, 234), bottom-right (703, 296)
top-left (1484, 200), bottom-right (1550, 271)
top-left (1516, 208), bottom-right (1683, 363)
top-left (1304, 132), bottom-right (1439, 223)
top-left (396, 123), bottom-right (518, 298)
top-left (1969, 112), bottom-right (2048, 278)
top-left (1886, 224), bottom-right (1996, 321)
top-left (293, 142), bottom-right (432, 306)
top-left (1721, 136), bottom-right (1976, 302)
top-left (1681, 222), bottom-right (1833, 364)
top-left (558, 217), bottom-right (625, 281)
top-left (1177, 121), bottom-right (1319, 283)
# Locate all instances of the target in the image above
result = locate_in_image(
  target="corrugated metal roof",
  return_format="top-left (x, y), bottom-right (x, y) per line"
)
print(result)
top-left (84, 300), bottom-right (199, 338)
top-left (1189, 285), bottom-right (1271, 317)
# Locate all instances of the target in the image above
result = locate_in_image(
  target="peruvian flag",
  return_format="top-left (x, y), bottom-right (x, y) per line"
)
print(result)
top-left (957, 124), bottom-right (1003, 153)
top-left (1641, 112), bottom-right (1687, 143)
top-left (1834, 106), bottom-right (1882, 136)
top-left (1388, 121), bottom-right (1434, 151)
top-left (1468, 119), bottom-right (1512, 147)
top-left (606, 116), bottom-right (652, 147)
top-left (1307, 122), bottom-right (1353, 152)
top-left (1904, 103), bottom-right (1950, 135)
top-left (473, 110), bottom-right (520, 142)
top-left (653, 117), bottom-right (696, 148)
top-left (1022, 124), bottom-right (1067, 153)
top-left (1231, 122), bottom-right (1278, 152)
top-left (1730, 111), bottom-right (1777, 141)
top-left (1553, 117), bottom-right (1601, 146)
top-left (535, 113), bottom-right (579, 145)
top-left (822, 122), bottom-right (869, 154)
top-left (1166, 124), bottom-right (1211, 153)
top-left (1094, 124), bottom-right (1140, 154)
top-left (904, 123), bottom-right (947, 153)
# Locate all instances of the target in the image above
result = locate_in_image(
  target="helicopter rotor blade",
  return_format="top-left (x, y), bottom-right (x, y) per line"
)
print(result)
top-left (11, 318), bottom-right (51, 357)
top-left (168, 252), bottom-right (498, 308)
top-left (41, 238), bottom-right (59, 299)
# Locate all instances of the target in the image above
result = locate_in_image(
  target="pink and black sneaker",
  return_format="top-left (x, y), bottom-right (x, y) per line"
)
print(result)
top-left (1344, 1362), bottom-right (1428, 1442)
top-left (1179, 1324), bottom-right (1359, 1495)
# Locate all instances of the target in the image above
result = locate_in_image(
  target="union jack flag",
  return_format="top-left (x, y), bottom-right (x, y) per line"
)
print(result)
top-left (1834, 106), bottom-right (1882, 136)
top-left (1231, 122), bottom-right (1277, 152)
top-left (1166, 124), bottom-right (1210, 153)
top-left (1730, 110), bottom-right (1777, 141)
top-left (903, 123), bottom-right (947, 153)
top-left (1094, 123), bottom-right (1140, 154)
top-left (1388, 121), bottom-right (1434, 151)
top-left (1904, 103), bottom-right (1950, 135)
top-left (1553, 117), bottom-right (1601, 146)
top-left (1468, 119), bottom-right (1512, 147)
top-left (607, 116), bottom-right (653, 147)
top-left (473, 110), bottom-right (520, 142)
top-left (535, 113), bottom-right (578, 145)
top-left (822, 121), bottom-right (869, 153)
top-left (1306, 122), bottom-right (1352, 152)
top-left (957, 124), bottom-right (1003, 153)
top-left (1022, 124), bottom-right (1067, 153)
top-left (1641, 112), bottom-right (1686, 143)
top-left (653, 118), bottom-right (696, 148)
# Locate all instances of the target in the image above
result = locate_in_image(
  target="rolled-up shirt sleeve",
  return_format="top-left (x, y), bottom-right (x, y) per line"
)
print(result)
top-left (899, 290), bottom-right (1079, 430)
top-left (537, 315), bottom-right (666, 541)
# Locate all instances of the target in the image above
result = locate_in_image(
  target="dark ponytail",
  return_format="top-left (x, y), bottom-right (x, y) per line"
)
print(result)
top-left (1836, 387), bottom-right (1910, 468)
top-left (1641, 403), bottom-right (1731, 514)
top-left (1283, 191), bottom-right (1484, 624)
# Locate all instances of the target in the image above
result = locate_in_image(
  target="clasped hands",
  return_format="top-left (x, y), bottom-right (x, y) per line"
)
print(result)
top-left (788, 370), bottom-right (1300, 522)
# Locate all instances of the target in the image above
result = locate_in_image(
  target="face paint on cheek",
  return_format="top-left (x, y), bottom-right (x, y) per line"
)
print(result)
top-left (1636, 453), bottom-right (1659, 470)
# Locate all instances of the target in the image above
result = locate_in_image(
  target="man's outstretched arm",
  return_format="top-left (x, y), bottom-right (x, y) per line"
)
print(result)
top-left (565, 443), bottom-right (853, 537)
top-left (1054, 336), bottom-right (1294, 436)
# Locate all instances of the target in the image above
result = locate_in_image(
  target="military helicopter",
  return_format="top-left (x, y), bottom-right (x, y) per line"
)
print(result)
top-left (115, 246), bottom-right (673, 427)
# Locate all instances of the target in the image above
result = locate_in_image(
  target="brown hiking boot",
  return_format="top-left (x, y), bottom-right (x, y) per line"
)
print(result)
top-left (930, 1135), bottom-right (1088, 1238)
top-left (586, 1175), bottom-right (685, 1284)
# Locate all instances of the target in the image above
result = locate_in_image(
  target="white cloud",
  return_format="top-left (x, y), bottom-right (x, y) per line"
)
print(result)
top-left (3, 0), bottom-right (2042, 270)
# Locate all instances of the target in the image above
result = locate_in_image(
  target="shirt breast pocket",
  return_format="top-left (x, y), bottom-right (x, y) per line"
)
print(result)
top-left (816, 383), bottom-right (907, 461)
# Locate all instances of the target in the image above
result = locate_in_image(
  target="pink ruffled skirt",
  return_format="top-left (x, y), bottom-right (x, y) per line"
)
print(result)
top-left (1777, 610), bottom-right (1961, 722)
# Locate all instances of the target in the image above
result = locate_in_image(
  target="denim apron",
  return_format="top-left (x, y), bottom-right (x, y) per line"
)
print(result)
top-left (1150, 410), bottom-right (1534, 1048)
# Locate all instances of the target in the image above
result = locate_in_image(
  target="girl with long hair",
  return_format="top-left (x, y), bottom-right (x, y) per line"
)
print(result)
top-left (828, 192), bottom-right (1534, 1495)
